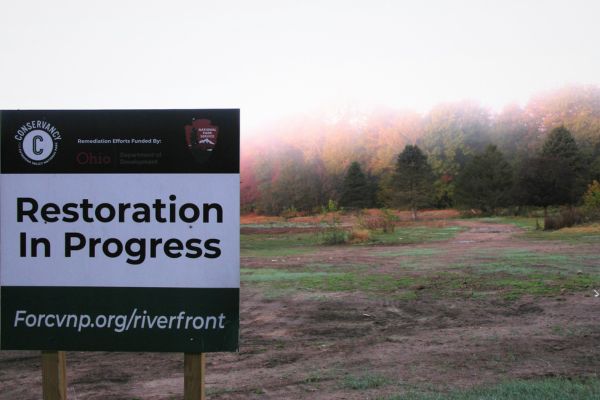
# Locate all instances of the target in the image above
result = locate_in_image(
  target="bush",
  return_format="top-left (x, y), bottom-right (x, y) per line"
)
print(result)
top-left (358, 215), bottom-right (384, 230)
top-left (348, 229), bottom-right (371, 243)
top-left (321, 228), bottom-right (348, 245)
top-left (544, 208), bottom-right (584, 230)
top-left (380, 208), bottom-right (398, 233)
top-left (320, 215), bottom-right (348, 245)
top-left (281, 206), bottom-right (300, 219)
top-left (356, 209), bottom-right (398, 233)
top-left (583, 180), bottom-right (600, 211)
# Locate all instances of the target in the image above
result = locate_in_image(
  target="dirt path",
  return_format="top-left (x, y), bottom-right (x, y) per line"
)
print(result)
top-left (2, 219), bottom-right (599, 399)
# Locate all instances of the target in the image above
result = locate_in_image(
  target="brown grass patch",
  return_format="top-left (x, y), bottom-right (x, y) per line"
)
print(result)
top-left (556, 223), bottom-right (600, 234)
top-left (348, 229), bottom-right (371, 243)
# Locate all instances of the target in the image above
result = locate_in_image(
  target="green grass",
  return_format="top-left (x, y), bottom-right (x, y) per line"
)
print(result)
top-left (376, 248), bottom-right (443, 257)
top-left (383, 378), bottom-right (600, 400)
top-left (242, 264), bottom-right (600, 300)
top-left (304, 368), bottom-right (338, 384)
top-left (477, 216), bottom-right (539, 231)
top-left (342, 373), bottom-right (389, 390)
top-left (241, 268), bottom-right (416, 294)
top-left (468, 248), bottom-right (597, 274)
top-left (496, 273), bottom-right (599, 299)
top-left (241, 225), bottom-right (465, 257)
top-left (523, 223), bottom-right (600, 243)
top-left (240, 232), bottom-right (320, 257)
top-left (241, 220), bottom-right (600, 300)
top-left (242, 221), bottom-right (319, 229)
top-left (369, 226), bottom-right (464, 245)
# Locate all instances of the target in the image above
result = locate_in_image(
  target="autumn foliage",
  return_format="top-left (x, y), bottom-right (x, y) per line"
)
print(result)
top-left (242, 85), bottom-right (600, 216)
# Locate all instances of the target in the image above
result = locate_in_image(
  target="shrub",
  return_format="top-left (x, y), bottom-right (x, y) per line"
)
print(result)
top-left (320, 215), bottom-right (348, 245)
top-left (348, 229), bottom-right (371, 243)
top-left (544, 208), bottom-right (584, 230)
top-left (281, 206), bottom-right (299, 219)
top-left (583, 180), bottom-right (600, 211)
top-left (358, 215), bottom-right (384, 230)
top-left (357, 209), bottom-right (398, 233)
top-left (321, 199), bottom-right (338, 214)
top-left (380, 208), bottom-right (398, 233)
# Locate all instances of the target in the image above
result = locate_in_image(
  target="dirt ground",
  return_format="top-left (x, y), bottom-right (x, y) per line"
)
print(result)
top-left (1, 219), bottom-right (599, 399)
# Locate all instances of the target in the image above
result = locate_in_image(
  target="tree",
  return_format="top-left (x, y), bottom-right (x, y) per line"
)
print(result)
top-left (340, 161), bottom-right (371, 209)
top-left (393, 145), bottom-right (435, 220)
top-left (542, 126), bottom-right (580, 165)
top-left (419, 101), bottom-right (492, 206)
top-left (541, 126), bottom-right (585, 203)
top-left (514, 156), bottom-right (575, 215)
top-left (455, 145), bottom-right (513, 213)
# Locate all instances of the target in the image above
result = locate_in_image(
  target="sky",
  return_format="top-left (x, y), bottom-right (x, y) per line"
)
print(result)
top-left (1, 0), bottom-right (599, 136)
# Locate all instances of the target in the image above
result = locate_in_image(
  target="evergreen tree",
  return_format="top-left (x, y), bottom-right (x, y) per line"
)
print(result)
top-left (455, 145), bottom-right (513, 213)
top-left (340, 161), bottom-right (371, 209)
top-left (394, 145), bottom-right (435, 220)
top-left (542, 126), bottom-right (580, 168)
top-left (541, 126), bottom-right (584, 204)
top-left (514, 156), bottom-right (574, 214)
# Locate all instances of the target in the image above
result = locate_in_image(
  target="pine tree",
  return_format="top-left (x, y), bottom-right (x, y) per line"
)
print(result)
top-left (541, 126), bottom-right (585, 202)
top-left (394, 145), bottom-right (435, 220)
top-left (455, 145), bottom-right (513, 213)
top-left (340, 161), bottom-right (371, 209)
top-left (515, 156), bottom-right (574, 214)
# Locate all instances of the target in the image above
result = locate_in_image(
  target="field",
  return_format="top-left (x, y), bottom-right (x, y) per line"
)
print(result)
top-left (2, 210), bottom-right (600, 399)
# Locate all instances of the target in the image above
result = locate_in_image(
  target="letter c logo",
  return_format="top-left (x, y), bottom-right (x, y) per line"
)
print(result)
top-left (33, 135), bottom-right (44, 155)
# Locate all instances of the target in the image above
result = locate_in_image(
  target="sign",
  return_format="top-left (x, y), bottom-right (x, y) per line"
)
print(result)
top-left (0, 110), bottom-right (240, 352)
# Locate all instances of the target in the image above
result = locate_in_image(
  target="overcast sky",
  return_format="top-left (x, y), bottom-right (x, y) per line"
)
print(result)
top-left (1, 0), bottom-right (599, 135)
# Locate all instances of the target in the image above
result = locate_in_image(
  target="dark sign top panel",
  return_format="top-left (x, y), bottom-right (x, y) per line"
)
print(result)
top-left (0, 109), bottom-right (239, 173)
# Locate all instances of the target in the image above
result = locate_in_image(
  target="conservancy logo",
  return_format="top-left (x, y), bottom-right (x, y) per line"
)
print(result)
top-left (14, 120), bottom-right (62, 165)
top-left (184, 119), bottom-right (218, 162)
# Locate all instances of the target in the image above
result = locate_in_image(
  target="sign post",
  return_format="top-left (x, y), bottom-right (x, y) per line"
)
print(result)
top-left (184, 353), bottom-right (206, 400)
top-left (42, 351), bottom-right (67, 400)
top-left (0, 109), bottom-right (240, 398)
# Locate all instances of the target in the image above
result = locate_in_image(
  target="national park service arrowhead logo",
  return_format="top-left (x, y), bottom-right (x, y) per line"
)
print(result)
top-left (185, 119), bottom-right (218, 163)
top-left (186, 118), bottom-right (218, 148)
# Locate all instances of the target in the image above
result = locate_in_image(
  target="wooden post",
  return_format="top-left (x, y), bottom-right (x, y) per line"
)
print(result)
top-left (42, 351), bottom-right (67, 400)
top-left (184, 353), bottom-right (206, 400)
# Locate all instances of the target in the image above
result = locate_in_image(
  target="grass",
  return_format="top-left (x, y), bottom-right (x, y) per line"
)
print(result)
top-left (369, 225), bottom-right (464, 245)
top-left (242, 221), bottom-right (318, 229)
top-left (468, 248), bottom-right (597, 274)
top-left (480, 218), bottom-right (600, 244)
top-left (342, 373), bottom-right (389, 390)
top-left (241, 268), bottom-right (416, 294)
top-left (524, 223), bottom-right (600, 243)
top-left (477, 216), bottom-right (539, 231)
top-left (241, 224), bottom-right (464, 257)
top-left (241, 218), bottom-right (600, 300)
top-left (241, 264), bottom-right (600, 300)
top-left (376, 248), bottom-right (443, 257)
top-left (241, 232), bottom-right (320, 257)
top-left (383, 378), bottom-right (600, 400)
top-left (304, 368), bottom-right (339, 384)
top-left (497, 273), bottom-right (600, 299)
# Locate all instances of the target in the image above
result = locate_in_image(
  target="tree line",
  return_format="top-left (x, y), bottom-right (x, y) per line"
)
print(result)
top-left (241, 85), bottom-right (600, 215)
top-left (341, 126), bottom-right (594, 219)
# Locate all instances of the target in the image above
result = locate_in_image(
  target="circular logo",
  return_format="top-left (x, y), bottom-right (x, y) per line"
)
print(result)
top-left (15, 121), bottom-right (61, 165)
top-left (22, 130), bottom-right (54, 162)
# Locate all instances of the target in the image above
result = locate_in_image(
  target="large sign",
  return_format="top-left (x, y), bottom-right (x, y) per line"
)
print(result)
top-left (0, 110), bottom-right (240, 352)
